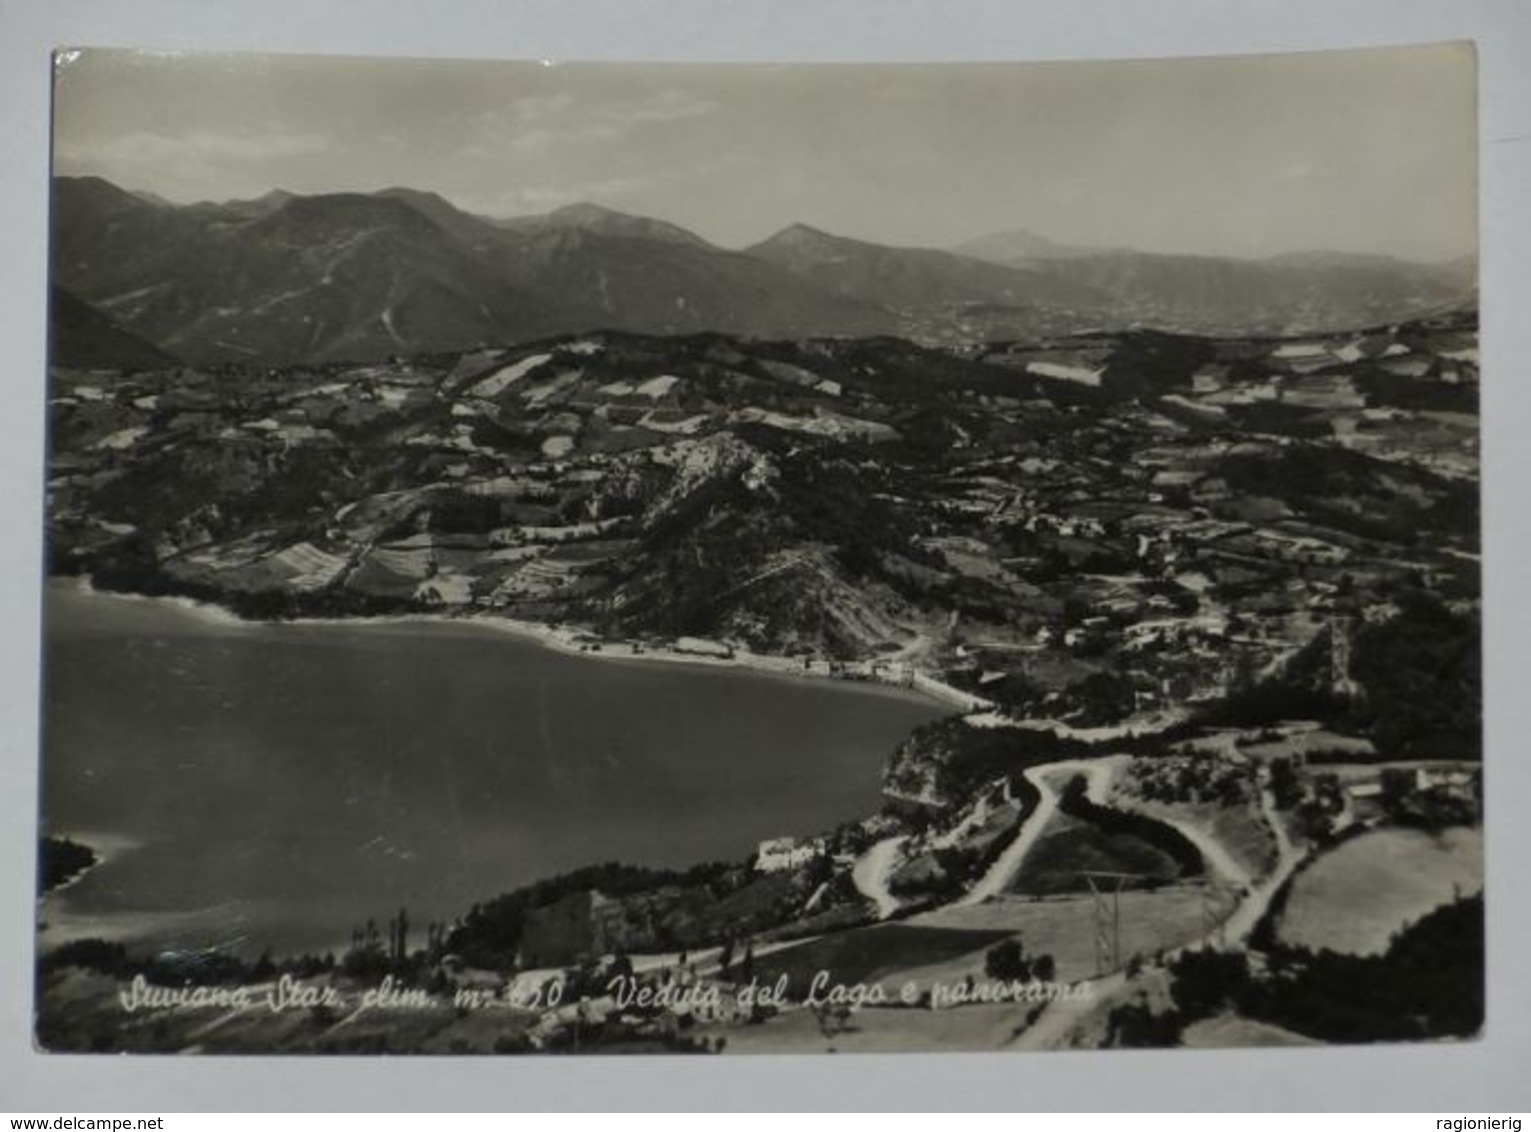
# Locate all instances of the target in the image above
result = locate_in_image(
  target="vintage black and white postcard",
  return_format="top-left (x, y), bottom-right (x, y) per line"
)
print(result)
top-left (36, 43), bottom-right (1481, 1054)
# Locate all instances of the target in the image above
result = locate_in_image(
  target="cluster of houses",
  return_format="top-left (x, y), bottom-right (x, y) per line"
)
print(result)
top-left (753, 836), bottom-right (828, 874)
top-left (1343, 765), bottom-right (1480, 810)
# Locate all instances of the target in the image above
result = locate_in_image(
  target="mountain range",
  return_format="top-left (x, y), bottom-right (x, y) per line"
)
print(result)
top-left (50, 175), bottom-right (1475, 367)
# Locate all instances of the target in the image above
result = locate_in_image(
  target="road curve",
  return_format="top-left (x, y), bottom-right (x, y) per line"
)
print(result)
top-left (958, 757), bottom-right (1119, 906)
top-left (851, 834), bottom-right (909, 920)
top-left (1010, 784), bottom-right (1310, 1050)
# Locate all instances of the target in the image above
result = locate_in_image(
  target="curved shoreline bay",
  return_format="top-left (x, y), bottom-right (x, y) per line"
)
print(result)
top-left (40, 581), bottom-right (946, 957)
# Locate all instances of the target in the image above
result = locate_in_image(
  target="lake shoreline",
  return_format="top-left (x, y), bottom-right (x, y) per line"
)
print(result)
top-left (40, 577), bottom-right (951, 960)
top-left (53, 574), bottom-right (980, 712)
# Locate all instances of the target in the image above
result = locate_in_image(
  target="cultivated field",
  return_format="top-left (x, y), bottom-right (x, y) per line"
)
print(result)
top-left (909, 885), bottom-right (1235, 984)
top-left (1276, 825), bottom-right (1483, 956)
top-left (696, 999), bottom-right (1037, 1054)
top-left (1115, 796), bottom-right (1277, 884)
top-left (746, 923), bottom-right (1013, 999)
top-left (1007, 812), bottom-right (1181, 896)
top-left (1180, 1012), bottom-right (1320, 1049)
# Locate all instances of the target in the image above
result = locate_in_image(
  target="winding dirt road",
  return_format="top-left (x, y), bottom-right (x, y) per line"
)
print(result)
top-left (1008, 781), bottom-right (1309, 1050)
top-left (958, 757), bottom-right (1120, 905)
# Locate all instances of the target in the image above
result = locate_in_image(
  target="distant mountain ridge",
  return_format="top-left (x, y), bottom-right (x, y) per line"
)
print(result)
top-left (493, 201), bottom-right (717, 250)
top-left (746, 223), bottom-right (1104, 312)
top-left (49, 175), bottom-right (1476, 367)
top-left (954, 229), bottom-right (1475, 338)
top-left (952, 227), bottom-right (1109, 262)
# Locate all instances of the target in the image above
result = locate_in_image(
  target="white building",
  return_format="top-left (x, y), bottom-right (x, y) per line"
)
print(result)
top-left (754, 836), bottom-right (825, 873)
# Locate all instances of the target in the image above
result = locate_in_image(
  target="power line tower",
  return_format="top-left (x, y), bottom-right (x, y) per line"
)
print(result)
top-left (1079, 870), bottom-right (1149, 976)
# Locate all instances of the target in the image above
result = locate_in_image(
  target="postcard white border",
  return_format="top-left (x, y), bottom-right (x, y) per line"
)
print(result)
top-left (3, 0), bottom-right (1529, 1112)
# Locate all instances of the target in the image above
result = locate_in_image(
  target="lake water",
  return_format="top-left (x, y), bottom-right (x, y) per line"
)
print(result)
top-left (39, 582), bottom-right (944, 958)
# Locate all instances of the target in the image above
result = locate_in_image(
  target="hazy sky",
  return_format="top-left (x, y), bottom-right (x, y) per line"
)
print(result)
top-left (52, 43), bottom-right (1476, 260)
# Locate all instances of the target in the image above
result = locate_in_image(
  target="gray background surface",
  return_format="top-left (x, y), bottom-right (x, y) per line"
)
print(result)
top-left (2, 0), bottom-right (1527, 1112)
